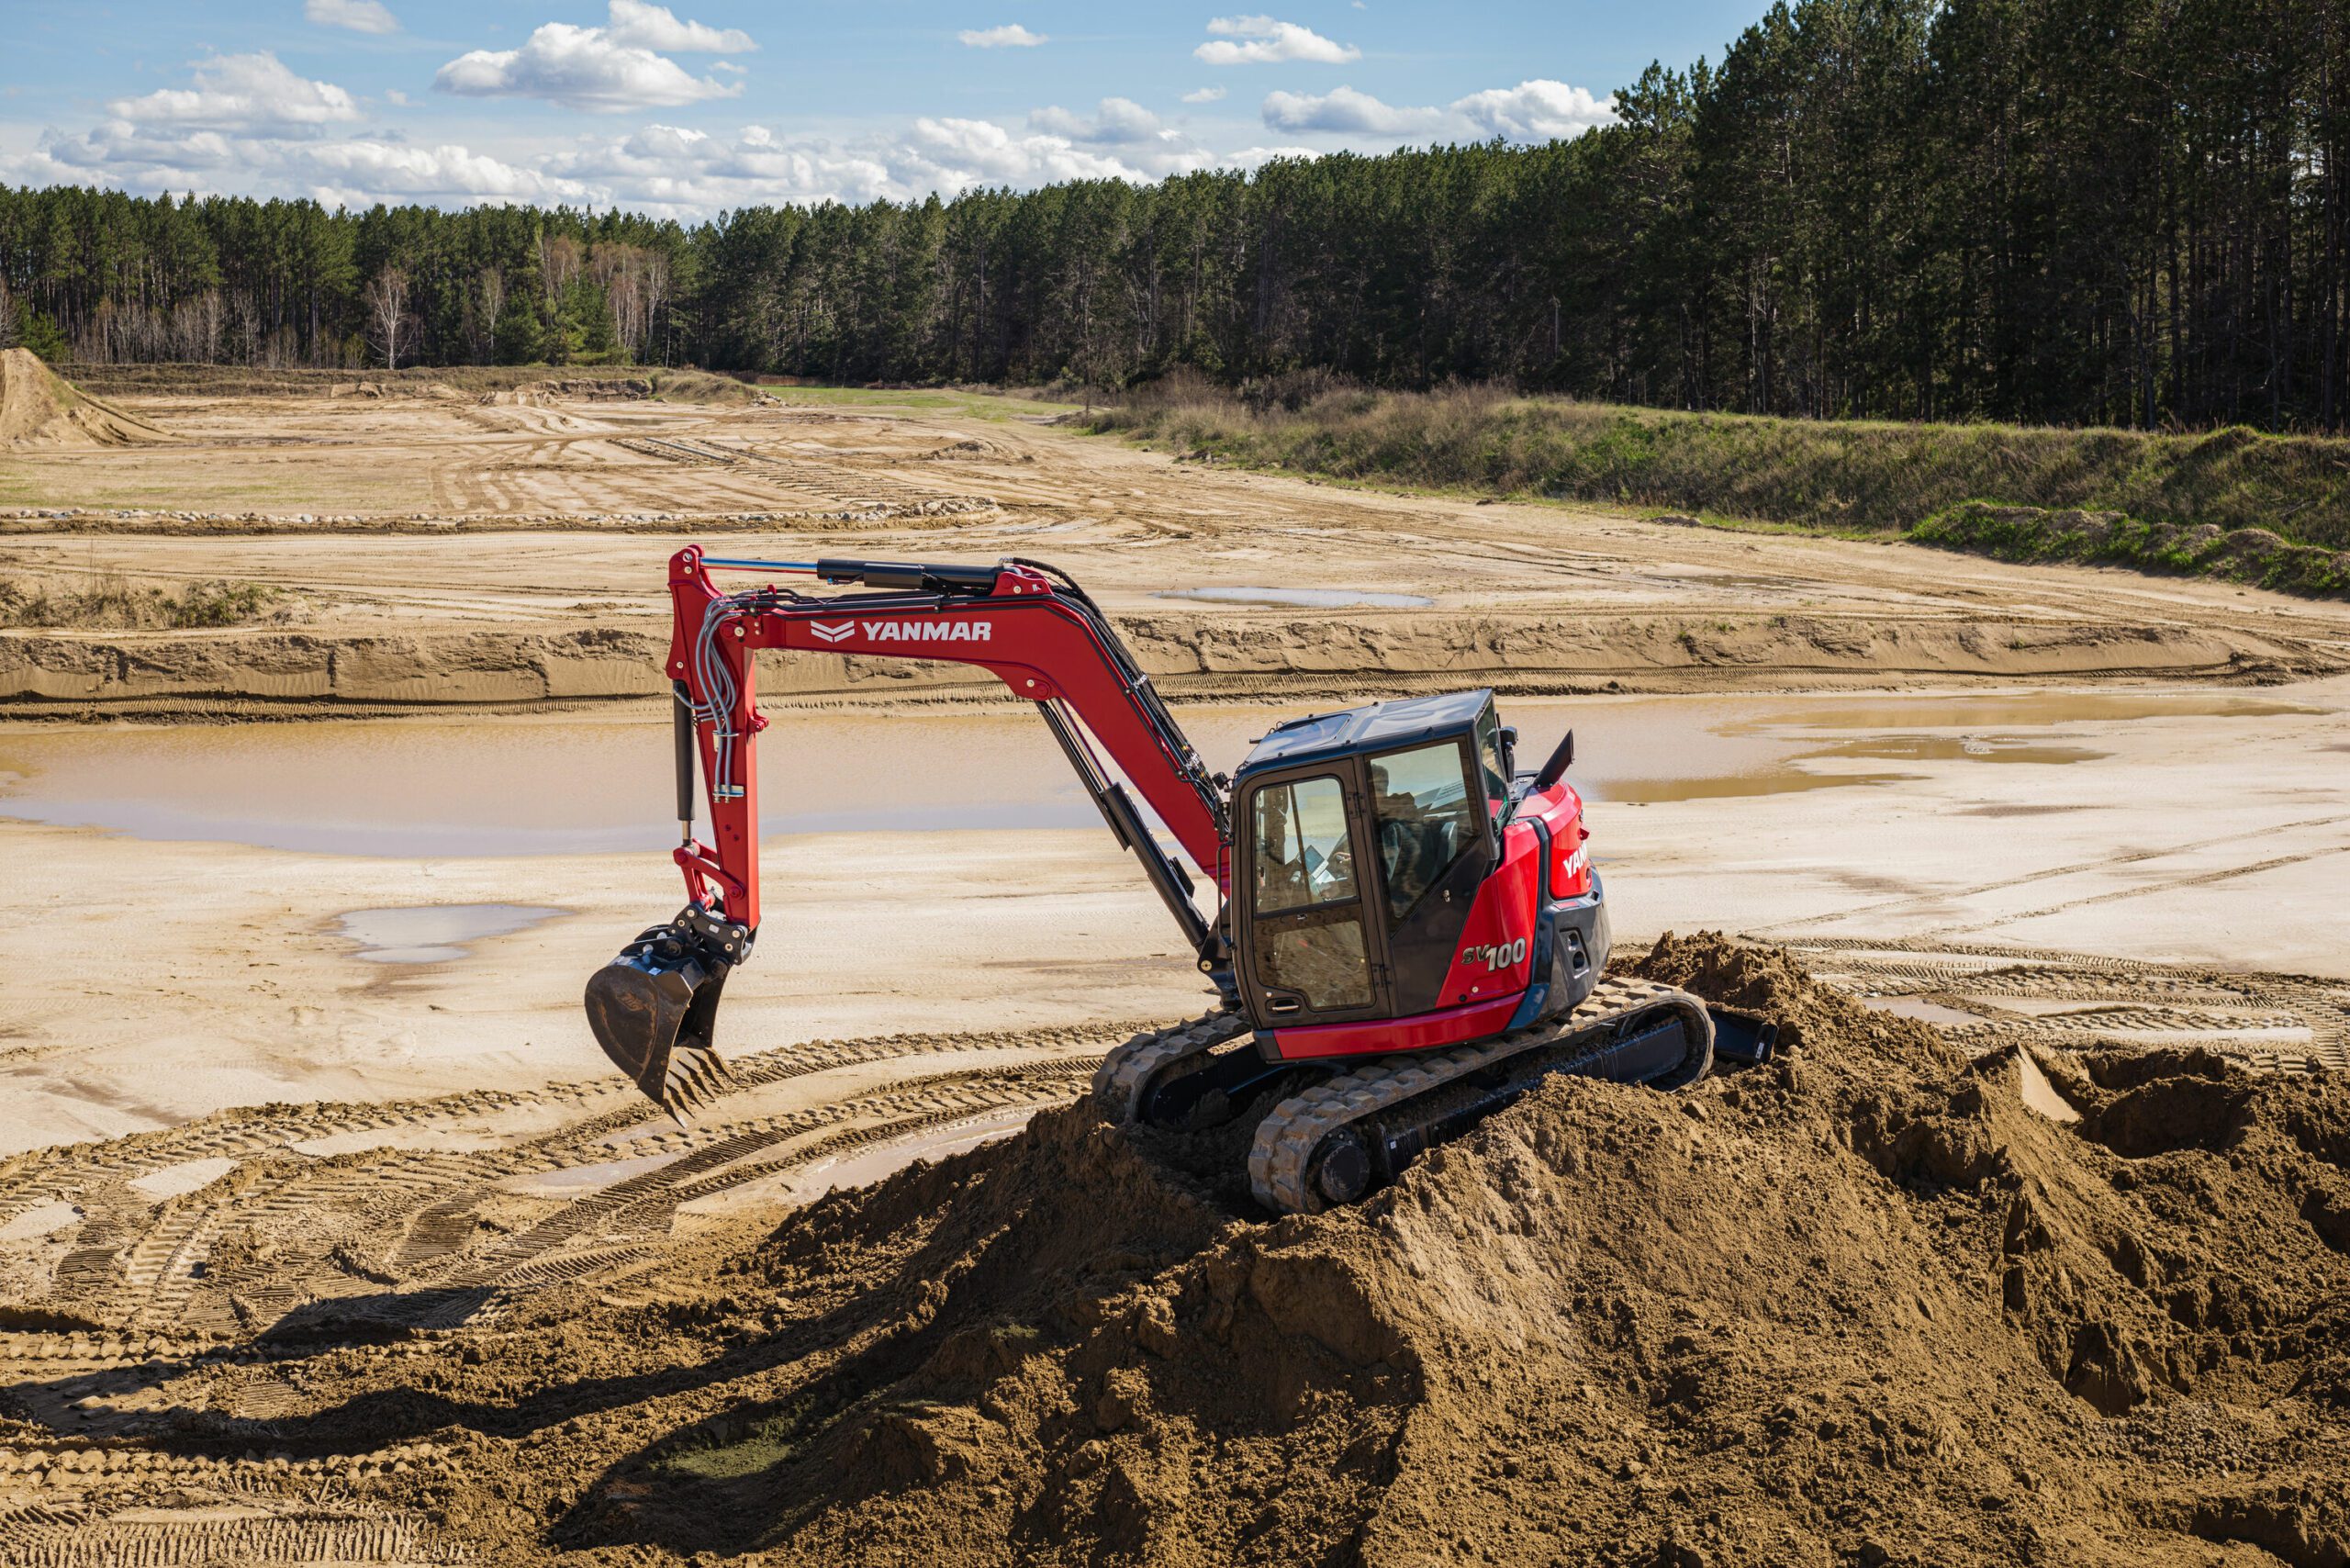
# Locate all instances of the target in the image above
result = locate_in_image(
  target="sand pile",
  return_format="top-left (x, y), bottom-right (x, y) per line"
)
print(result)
top-left (478, 376), bottom-right (655, 408)
top-left (207, 937), bottom-right (2348, 1564)
top-left (0, 348), bottom-right (179, 449)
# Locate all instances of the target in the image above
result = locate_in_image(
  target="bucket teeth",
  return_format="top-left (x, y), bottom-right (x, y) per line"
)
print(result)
top-left (657, 1046), bottom-right (730, 1121)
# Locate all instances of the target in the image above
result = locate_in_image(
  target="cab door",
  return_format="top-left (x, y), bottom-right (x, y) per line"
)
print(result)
top-left (1365, 735), bottom-right (1497, 1014)
top-left (1236, 767), bottom-right (1385, 1025)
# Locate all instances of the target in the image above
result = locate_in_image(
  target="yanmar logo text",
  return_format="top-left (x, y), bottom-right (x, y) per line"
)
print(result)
top-left (809, 619), bottom-right (992, 645)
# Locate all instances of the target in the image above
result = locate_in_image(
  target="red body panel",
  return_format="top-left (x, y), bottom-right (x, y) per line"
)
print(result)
top-left (1268, 991), bottom-right (1528, 1059)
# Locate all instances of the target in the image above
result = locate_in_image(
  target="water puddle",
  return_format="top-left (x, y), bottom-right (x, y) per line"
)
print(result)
top-left (1579, 691), bottom-right (2294, 805)
top-left (0, 689), bottom-right (2323, 856)
top-left (1827, 736), bottom-right (2106, 766)
top-left (337, 904), bottom-right (563, 964)
top-left (1728, 693), bottom-right (2320, 732)
top-left (1153, 587), bottom-right (1435, 609)
top-left (1604, 734), bottom-right (2107, 804)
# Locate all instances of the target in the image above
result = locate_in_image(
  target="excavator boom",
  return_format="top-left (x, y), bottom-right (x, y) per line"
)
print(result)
top-left (586, 546), bottom-right (1232, 1114)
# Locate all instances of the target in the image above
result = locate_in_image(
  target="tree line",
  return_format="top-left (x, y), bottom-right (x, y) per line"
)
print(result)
top-left (2, 0), bottom-right (2344, 430)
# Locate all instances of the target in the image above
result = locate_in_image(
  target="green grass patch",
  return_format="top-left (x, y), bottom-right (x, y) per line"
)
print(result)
top-left (1914, 502), bottom-right (2349, 598)
top-left (656, 1393), bottom-right (826, 1482)
top-left (0, 573), bottom-right (287, 629)
top-left (763, 384), bottom-right (1084, 420)
top-left (653, 1389), bottom-right (969, 1483)
top-left (1093, 376), bottom-right (2350, 598)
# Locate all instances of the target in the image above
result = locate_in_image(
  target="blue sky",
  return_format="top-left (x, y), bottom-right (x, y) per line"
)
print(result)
top-left (1, 1), bottom-right (1765, 217)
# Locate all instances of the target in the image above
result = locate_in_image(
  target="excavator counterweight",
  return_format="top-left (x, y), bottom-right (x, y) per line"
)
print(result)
top-left (583, 545), bottom-right (1740, 1209)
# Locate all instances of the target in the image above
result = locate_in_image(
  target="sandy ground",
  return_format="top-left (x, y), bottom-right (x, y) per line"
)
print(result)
top-left (3, 383), bottom-right (2347, 1563)
top-left (2, 678), bottom-right (2344, 1157)
top-left (4, 388), bottom-right (2345, 714)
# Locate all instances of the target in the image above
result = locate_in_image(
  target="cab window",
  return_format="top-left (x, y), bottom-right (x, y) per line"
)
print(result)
top-left (1474, 708), bottom-right (1509, 807)
top-left (1251, 774), bottom-right (1358, 912)
top-left (1368, 740), bottom-right (1478, 925)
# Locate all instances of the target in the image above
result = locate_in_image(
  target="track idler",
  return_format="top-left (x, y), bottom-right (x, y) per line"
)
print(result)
top-left (584, 904), bottom-right (752, 1119)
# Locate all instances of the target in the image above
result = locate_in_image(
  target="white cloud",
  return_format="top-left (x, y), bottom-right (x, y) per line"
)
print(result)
top-left (435, 7), bottom-right (751, 112)
top-left (299, 140), bottom-right (586, 200)
top-left (958, 24), bottom-right (1046, 48)
top-left (1261, 85), bottom-right (1438, 134)
top-left (605, 0), bottom-right (755, 54)
top-left (385, 87), bottom-right (410, 106)
top-left (1028, 97), bottom-right (1171, 147)
top-left (1450, 79), bottom-right (1614, 140)
top-left (1181, 86), bottom-right (1226, 104)
top-left (8, 61), bottom-right (1606, 218)
top-left (904, 117), bottom-right (1155, 185)
top-left (23, 118), bottom-right (582, 205)
top-left (1260, 78), bottom-right (1616, 143)
top-left (1196, 16), bottom-right (1358, 66)
top-left (107, 52), bottom-right (360, 134)
top-left (6, 94), bottom-right (1236, 216)
top-left (306, 0), bottom-right (400, 35)
top-left (538, 117), bottom-right (1213, 215)
top-left (543, 123), bottom-right (896, 209)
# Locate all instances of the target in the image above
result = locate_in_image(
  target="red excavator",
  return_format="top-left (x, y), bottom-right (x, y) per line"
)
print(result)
top-left (586, 547), bottom-right (1771, 1214)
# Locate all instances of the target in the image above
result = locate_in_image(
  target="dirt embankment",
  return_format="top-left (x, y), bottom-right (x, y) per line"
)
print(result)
top-left (1, 610), bottom-right (2329, 718)
top-left (0, 349), bottom-right (179, 451)
top-left (64, 361), bottom-right (766, 408)
top-left (87, 937), bottom-right (2337, 1567)
top-left (0, 624), bottom-right (664, 711)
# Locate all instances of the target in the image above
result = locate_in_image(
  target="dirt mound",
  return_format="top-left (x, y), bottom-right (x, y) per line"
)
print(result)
top-left (0, 348), bottom-right (179, 449)
top-left (919, 436), bottom-right (1033, 464)
top-left (480, 376), bottom-right (655, 408)
top-left (229, 935), bottom-right (2344, 1565)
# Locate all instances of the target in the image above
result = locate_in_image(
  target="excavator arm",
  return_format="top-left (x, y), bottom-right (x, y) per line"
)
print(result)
top-left (586, 545), bottom-right (1234, 1115)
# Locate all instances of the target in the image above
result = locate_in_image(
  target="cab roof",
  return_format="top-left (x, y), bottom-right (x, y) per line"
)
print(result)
top-left (1236, 688), bottom-right (1494, 777)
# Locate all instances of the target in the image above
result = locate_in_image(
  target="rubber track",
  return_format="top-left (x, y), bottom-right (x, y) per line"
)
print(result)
top-left (1247, 977), bottom-right (1712, 1215)
top-left (1090, 1011), bottom-right (1252, 1122)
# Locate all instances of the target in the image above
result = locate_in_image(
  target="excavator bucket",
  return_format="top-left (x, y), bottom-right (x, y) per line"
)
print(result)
top-left (584, 919), bottom-right (737, 1119)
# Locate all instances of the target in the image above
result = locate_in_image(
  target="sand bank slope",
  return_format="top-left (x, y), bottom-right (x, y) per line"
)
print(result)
top-left (0, 349), bottom-right (179, 450)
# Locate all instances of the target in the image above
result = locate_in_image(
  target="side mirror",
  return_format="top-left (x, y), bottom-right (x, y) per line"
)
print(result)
top-left (1531, 728), bottom-right (1576, 791)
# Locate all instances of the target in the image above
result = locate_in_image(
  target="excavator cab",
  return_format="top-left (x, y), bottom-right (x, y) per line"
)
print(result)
top-left (1229, 689), bottom-right (1515, 1033)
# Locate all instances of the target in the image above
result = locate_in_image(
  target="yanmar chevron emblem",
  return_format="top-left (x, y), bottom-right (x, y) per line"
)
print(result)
top-left (810, 619), bottom-right (995, 644)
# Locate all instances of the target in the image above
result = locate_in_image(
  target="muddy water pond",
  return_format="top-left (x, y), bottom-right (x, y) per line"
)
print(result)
top-left (0, 690), bottom-right (2317, 857)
